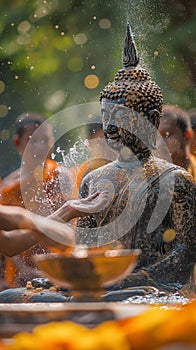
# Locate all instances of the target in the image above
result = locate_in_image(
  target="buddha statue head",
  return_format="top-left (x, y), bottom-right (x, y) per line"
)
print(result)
top-left (100, 23), bottom-right (163, 160)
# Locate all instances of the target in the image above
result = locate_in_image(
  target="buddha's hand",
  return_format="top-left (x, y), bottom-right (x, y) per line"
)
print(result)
top-left (49, 191), bottom-right (109, 222)
top-left (67, 191), bottom-right (109, 213)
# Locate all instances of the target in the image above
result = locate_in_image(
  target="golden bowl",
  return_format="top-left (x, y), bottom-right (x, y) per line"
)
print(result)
top-left (34, 247), bottom-right (140, 301)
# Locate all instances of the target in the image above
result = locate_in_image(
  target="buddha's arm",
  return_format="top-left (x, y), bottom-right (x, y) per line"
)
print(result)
top-left (49, 191), bottom-right (109, 222)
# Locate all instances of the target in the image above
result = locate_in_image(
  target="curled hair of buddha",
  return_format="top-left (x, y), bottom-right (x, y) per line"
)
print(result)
top-left (100, 23), bottom-right (163, 128)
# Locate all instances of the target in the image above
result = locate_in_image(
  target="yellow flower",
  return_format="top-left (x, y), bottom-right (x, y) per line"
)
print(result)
top-left (119, 307), bottom-right (174, 350)
top-left (2, 321), bottom-right (131, 350)
top-left (119, 300), bottom-right (196, 350)
top-left (157, 301), bottom-right (196, 345)
top-left (94, 321), bottom-right (131, 350)
top-left (4, 322), bottom-right (89, 350)
top-left (1, 300), bottom-right (196, 350)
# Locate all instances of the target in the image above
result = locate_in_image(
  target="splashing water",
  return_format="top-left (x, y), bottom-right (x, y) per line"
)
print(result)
top-left (54, 137), bottom-right (90, 168)
top-left (24, 138), bottom-right (93, 216)
top-left (50, 137), bottom-right (92, 206)
top-left (123, 291), bottom-right (189, 306)
top-left (118, 0), bottom-right (170, 71)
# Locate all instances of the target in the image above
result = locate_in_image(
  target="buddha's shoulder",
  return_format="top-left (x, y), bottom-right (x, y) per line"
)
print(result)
top-left (83, 157), bottom-right (195, 187)
top-left (149, 157), bottom-right (196, 189)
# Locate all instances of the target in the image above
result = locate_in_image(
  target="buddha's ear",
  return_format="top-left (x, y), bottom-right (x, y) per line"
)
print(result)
top-left (148, 109), bottom-right (161, 129)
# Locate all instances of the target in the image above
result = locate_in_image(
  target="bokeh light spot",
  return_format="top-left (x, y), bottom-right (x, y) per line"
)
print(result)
top-left (0, 81), bottom-right (5, 94)
top-left (0, 105), bottom-right (8, 118)
top-left (163, 229), bottom-right (176, 243)
top-left (44, 90), bottom-right (66, 111)
top-left (98, 18), bottom-right (111, 29)
top-left (74, 33), bottom-right (87, 45)
top-left (17, 21), bottom-right (31, 33)
top-left (84, 74), bottom-right (99, 89)
top-left (0, 129), bottom-right (10, 141)
top-left (67, 57), bottom-right (83, 72)
top-left (17, 34), bottom-right (30, 45)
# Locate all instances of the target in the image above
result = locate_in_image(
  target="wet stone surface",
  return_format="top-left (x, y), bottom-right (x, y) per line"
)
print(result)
top-left (0, 285), bottom-right (190, 305)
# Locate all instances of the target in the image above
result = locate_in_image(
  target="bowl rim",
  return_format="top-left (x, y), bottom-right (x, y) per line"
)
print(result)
top-left (34, 248), bottom-right (141, 261)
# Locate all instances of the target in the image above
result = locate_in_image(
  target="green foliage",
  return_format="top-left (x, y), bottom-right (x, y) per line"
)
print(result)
top-left (0, 0), bottom-right (195, 177)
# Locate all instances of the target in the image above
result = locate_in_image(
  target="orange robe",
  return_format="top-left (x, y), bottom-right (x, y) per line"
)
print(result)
top-left (0, 159), bottom-right (58, 207)
top-left (75, 157), bottom-right (111, 194)
top-left (0, 159), bottom-right (60, 287)
top-left (188, 154), bottom-right (196, 183)
top-left (1, 157), bottom-right (110, 286)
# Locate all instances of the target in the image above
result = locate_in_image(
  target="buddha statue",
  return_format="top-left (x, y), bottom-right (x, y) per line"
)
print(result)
top-left (75, 23), bottom-right (196, 293)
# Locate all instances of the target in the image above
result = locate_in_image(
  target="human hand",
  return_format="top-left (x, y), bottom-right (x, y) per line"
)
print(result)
top-left (49, 191), bottom-right (110, 222)
top-left (66, 191), bottom-right (109, 213)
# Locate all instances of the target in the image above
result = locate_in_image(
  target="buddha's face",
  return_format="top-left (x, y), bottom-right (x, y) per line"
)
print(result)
top-left (101, 99), bottom-right (157, 155)
top-left (101, 100), bottom-right (134, 153)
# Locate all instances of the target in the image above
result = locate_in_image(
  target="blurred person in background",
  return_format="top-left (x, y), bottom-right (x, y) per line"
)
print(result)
top-left (0, 112), bottom-right (64, 288)
top-left (188, 109), bottom-right (196, 160)
top-left (0, 112), bottom-right (59, 211)
top-left (158, 105), bottom-right (196, 182)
